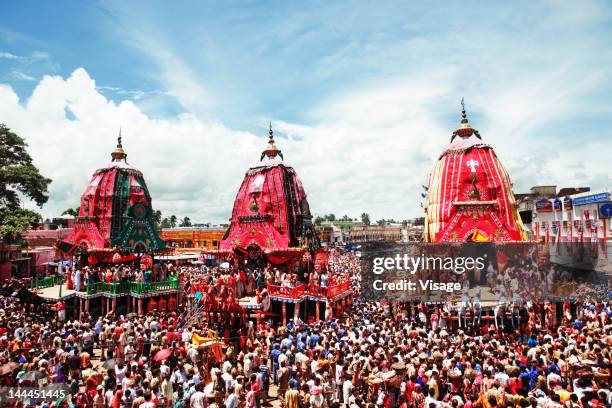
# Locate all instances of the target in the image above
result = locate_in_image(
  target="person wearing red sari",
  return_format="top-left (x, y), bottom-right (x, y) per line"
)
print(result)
top-left (111, 387), bottom-right (123, 408)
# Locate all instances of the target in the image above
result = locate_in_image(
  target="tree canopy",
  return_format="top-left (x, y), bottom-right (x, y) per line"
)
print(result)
top-left (160, 214), bottom-right (178, 229)
top-left (0, 124), bottom-right (51, 243)
top-left (62, 207), bottom-right (80, 217)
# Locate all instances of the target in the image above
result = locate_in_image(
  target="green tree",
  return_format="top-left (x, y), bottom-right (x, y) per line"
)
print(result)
top-left (169, 215), bottom-right (178, 228)
top-left (160, 218), bottom-right (171, 229)
top-left (361, 213), bottom-right (371, 225)
top-left (153, 210), bottom-right (162, 227)
top-left (314, 216), bottom-right (324, 226)
top-left (326, 214), bottom-right (336, 222)
top-left (0, 124), bottom-right (51, 243)
top-left (376, 219), bottom-right (386, 226)
top-left (179, 216), bottom-right (192, 227)
top-left (62, 207), bottom-right (80, 216)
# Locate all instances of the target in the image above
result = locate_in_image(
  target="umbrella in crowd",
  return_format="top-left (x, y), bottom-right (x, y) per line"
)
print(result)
top-left (0, 362), bottom-right (18, 376)
top-left (102, 358), bottom-right (121, 370)
top-left (20, 370), bottom-right (46, 382)
top-left (153, 348), bottom-right (172, 362)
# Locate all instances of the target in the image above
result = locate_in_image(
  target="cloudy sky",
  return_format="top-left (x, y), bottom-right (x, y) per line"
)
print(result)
top-left (1, 1), bottom-right (611, 223)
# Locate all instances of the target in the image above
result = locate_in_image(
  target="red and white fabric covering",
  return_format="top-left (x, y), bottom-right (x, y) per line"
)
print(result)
top-left (220, 124), bottom-right (319, 258)
top-left (423, 102), bottom-right (528, 242)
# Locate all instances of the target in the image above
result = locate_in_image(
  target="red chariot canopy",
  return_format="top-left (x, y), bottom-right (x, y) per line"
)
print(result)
top-left (58, 134), bottom-right (165, 256)
top-left (220, 124), bottom-right (319, 258)
top-left (423, 102), bottom-right (528, 242)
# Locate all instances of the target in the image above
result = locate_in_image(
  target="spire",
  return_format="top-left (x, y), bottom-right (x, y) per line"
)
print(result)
top-left (451, 98), bottom-right (481, 142)
top-left (111, 127), bottom-right (128, 162)
top-left (260, 121), bottom-right (283, 161)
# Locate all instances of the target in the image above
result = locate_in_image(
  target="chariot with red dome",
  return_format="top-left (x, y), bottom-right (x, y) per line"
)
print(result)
top-left (423, 101), bottom-right (528, 242)
top-left (203, 125), bottom-right (352, 325)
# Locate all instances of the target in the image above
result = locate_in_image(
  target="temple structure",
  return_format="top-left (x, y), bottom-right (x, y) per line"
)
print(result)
top-left (38, 134), bottom-right (177, 318)
top-left (423, 101), bottom-right (528, 242)
top-left (220, 124), bottom-right (319, 266)
top-left (213, 125), bottom-right (351, 326)
top-left (57, 134), bottom-right (165, 260)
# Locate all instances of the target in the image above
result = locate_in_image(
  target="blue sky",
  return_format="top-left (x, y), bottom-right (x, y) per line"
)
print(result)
top-left (1, 1), bottom-right (611, 222)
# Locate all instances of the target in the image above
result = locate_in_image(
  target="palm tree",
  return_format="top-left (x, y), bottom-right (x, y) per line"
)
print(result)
top-left (169, 215), bottom-right (178, 228)
top-left (153, 210), bottom-right (162, 226)
top-left (179, 216), bottom-right (192, 227)
top-left (361, 213), bottom-right (371, 225)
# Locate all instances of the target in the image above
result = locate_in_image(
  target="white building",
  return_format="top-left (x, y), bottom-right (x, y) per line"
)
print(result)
top-left (533, 188), bottom-right (611, 244)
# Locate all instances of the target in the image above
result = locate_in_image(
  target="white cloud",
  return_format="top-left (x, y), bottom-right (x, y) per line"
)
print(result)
top-left (0, 68), bottom-right (259, 222)
top-left (2, 1), bottom-right (612, 222)
top-left (2, 67), bottom-right (609, 226)
top-left (97, 85), bottom-right (171, 101)
top-left (30, 51), bottom-right (49, 60)
top-left (0, 50), bottom-right (50, 61)
top-left (9, 70), bottom-right (35, 81)
top-left (0, 51), bottom-right (20, 59)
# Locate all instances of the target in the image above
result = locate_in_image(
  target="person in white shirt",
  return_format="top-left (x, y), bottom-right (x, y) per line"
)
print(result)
top-left (115, 361), bottom-right (127, 384)
top-left (225, 385), bottom-right (238, 408)
top-left (424, 388), bottom-right (441, 408)
top-left (335, 362), bottom-right (344, 400)
top-left (104, 387), bottom-right (114, 406)
top-left (159, 362), bottom-right (171, 378)
top-left (278, 351), bottom-right (288, 367)
top-left (342, 377), bottom-right (354, 405)
top-left (243, 353), bottom-right (253, 376)
top-left (222, 370), bottom-right (234, 398)
top-left (190, 383), bottom-right (208, 408)
top-left (124, 344), bottom-right (135, 361)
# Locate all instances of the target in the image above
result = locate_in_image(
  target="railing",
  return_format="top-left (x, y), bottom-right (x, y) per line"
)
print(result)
top-left (307, 284), bottom-right (328, 298)
top-left (307, 281), bottom-right (351, 299)
top-left (131, 277), bottom-right (179, 294)
top-left (110, 281), bottom-right (132, 294)
top-left (85, 275), bottom-right (180, 296)
top-left (85, 282), bottom-right (101, 295)
top-left (267, 281), bottom-right (352, 300)
top-left (327, 281), bottom-right (351, 298)
top-left (268, 283), bottom-right (306, 299)
top-left (31, 275), bottom-right (63, 289)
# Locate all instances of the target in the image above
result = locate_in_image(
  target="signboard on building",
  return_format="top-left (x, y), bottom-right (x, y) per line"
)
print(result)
top-left (572, 192), bottom-right (610, 206)
top-left (535, 199), bottom-right (560, 212)
top-left (600, 203), bottom-right (612, 218)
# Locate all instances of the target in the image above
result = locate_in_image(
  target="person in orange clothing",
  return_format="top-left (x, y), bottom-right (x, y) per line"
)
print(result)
top-left (110, 387), bottom-right (123, 408)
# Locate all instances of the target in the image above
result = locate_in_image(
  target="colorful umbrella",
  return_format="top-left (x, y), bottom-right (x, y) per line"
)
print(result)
top-left (153, 348), bottom-right (172, 362)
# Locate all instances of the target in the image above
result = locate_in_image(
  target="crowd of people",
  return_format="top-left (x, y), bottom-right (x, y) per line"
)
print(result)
top-left (0, 247), bottom-right (609, 408)
top-left (68, 261), bottom-right (177, 293)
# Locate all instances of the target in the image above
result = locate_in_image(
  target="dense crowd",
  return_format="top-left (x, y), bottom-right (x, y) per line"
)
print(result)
top-left (0, 248), bottom-right (609, 408)
top-left (69, 262), bottom-right (177, 292)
